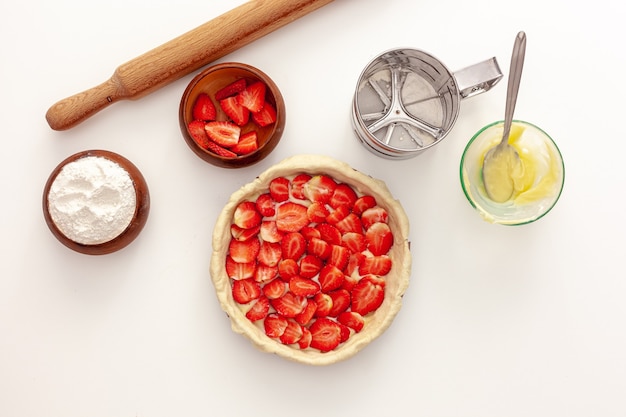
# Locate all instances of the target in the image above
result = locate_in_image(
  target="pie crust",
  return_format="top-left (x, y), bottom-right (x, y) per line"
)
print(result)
top-left (210, 154), bottom-right (411, 365)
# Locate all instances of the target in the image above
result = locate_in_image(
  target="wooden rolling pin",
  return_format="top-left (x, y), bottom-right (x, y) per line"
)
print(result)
top-left (46, 0), bottom-right (334, 131)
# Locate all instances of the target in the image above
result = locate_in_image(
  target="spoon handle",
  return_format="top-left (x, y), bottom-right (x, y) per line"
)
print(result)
top-left (502, 31), bottom-right (527, 143)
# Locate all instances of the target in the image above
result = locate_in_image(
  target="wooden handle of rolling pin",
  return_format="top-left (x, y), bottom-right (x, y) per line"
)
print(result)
top-left (45, 0), bottom-right (333, 131)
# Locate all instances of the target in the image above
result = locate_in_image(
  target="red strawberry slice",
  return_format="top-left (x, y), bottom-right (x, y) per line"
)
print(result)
top-left (298, 327), bottom-right (312, 349)
top-left (316, 223), bottom-right (342, 245)
top-left (337, 311), bottom-right (364, 332)
top-left (260, 221), bottom-right (282, 243)
top-left (228, 238), bottom-right (260, 263)
top-left (232, 278), bottom-right (261, 304)
top-left (263, 278), bottom-right (287, 299)
top-left (258, 241), bottom-right (282, 267)
top-left (231, 131), bottom-right (258, 155)
top-left (328, 244), bottom-right (349, 270)
top-left (289, 276), bottom-right (321, 297)
top-left (290, 174), bottom-right (311, 200)
top-left (279, 319), bottom-right (304, 345)
top-left (233, 201), bottom-right (262, 229)
top-left (309, 317), bottom-right (342, 352)
top-left (205, 120), bottom-right (241, 147)
top-left (278, 259), bottom-right (299, 281)
top-left (299, 254), bottom-right (323, 279)
top-left (342, 232), bottom-right (367, 254)
top-left (326, 204), bottom-right (350, 225)
top-left (226, 255), bottom-right (256, 280)
top-left (345, 252), bottom-right (366, 276)
top-left (276, 202), bottom-right (308, 233)
top-left (192, 92), bottom-right (217, 121)
top-left (318, 264), bottom-right (345, 292)
top-left (237, 81), bottom-right (266, 112)
top-left (252, 101), bottom-right (277, 127)
top-left (269, 177), bottom-right (290, 202)
top-left (328, 289), bottom-right (351, 317)
top-left (365, 222), bottom-right (394, 256)
top-left (313, 293), bottom-right (333, 317)
top-left (281, 232), bottom-right (306, 260)
top-left (295, 298), bottom-right (317, 326)
top-left (205, 140), bottom-right (237, 158)
top-left (330, 183), bottom-right (358, 209)
top-left (187, 120), bottom-right (211, 149)
top-left (307, 202), bottom-right (329, 223)
top-left (255, 193), bottom-right (276, 217)
top-left (340, 273), bottom-right (359, 292)
top-left (358, 255), bottom-right (392, 276)
top-left (361, 274), bottom-right (386, 288)
top-left (264, 313), bottom-right (288, 338)
top-left (300, 226), bottom-right (321, 242)
top-left (307, 237), bottom-right (331, 260)
top-left (219, 96), bottom-right (250, 126)
top-left (230, 223), bottom-right (260, 241)
top-left (215, 78), bottom-right (247, 100)
top-left (254, 264), bottom-right (278, 283)
top-left (271, 292), bottom-right (307, 318)
top-left (335, 213), bottom-right (363, 234)
top-left (361, 206), bottom-right (389, 229)
top-left (351, 277), bottom-right (384, 315)
top-left (353, 195), bottom-right (377, 216)
top-left (303, 175), bottom-right (337, 204)
top-left (246, 296), bottom-right (270, 321)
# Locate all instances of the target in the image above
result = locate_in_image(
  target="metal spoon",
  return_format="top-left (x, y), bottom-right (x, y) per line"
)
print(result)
top-left (482, 31), bottom-right (527, 202)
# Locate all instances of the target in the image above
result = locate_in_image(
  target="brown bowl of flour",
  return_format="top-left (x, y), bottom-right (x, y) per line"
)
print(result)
top-left (42, 150), bottom-right (150, 255)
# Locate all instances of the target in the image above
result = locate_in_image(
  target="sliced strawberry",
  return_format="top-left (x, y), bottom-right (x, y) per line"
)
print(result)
top-left (187, 120), bottom-right (210, 149)
top-left (295, 299), bottom-right (317, 326)
top-left (231, 131), bottom-right (258, 155)
top-left (298, 327), bottom-right (312, 349)
top-left (281, 232), bottom-right (306, 260)
top-left (337, 311), bottom-right (364, 333)
top-left (230, 223), bottom-right (260, 241)
top-left (361, 206), bottom-right (389, 229)
top-left (365, 222), bottom-right (394, 256)
top-left (269, 177), bottom-right (290, 202)
top-left (226, 255), bottom-right (256, 280)
top-left (338, 322), bottom-right (351, 343)
top-left (342, 232), bottom-right (367, 254)
top-left (220, 96), bottom-right (250, 126)
top-left (307, 237), bottom-right (331, 260)
top-left (328, 244), bottom-right (349, 270)
top-left (361, 274), bottom-right (386, 288)
top-left (263, 278), bottom-right (287, 299)
top-left (278, 259), bottom-right (299, 281)
top-left (237, 81), bottom-right (266, 112)
top-left (205, 120), bottom-right (241, 147)
top-left (255, 264), bottom-right (278, 283)
top-left (205, 140), bottom-right (237, 158)
top-left (290, 174), bottom-right (312, 200)
top-left (313, 293), bottom-right (333, 317)
top-left (358, 255), bottom-right (392, 276)
top-left (335, 213), bottom-right (363, 234)
top-left (330, 183), bottom-right (358, 209)
top-left (316, 223), bottom-right (342, 245)
top-left (326, 204), bottom-right (350, 225)
top-left (264, 313), bottom-right (288, 338)
top-left (279, 319), bottom-right (303, 345)
top-left (271, 292), bottom-right (307, 318)
top-left (328, 288), bottom-right (351, 317)
top-left (233, 201), bottom-right (262, 229)
top-left (345, 252), bottom-right (366, 276)
top-left (192, 92), bottom-right (217, 121)
top-left (318, 264), bottom-right (345, 292)
top-left (299, 254), bottom-right (323, 279)
top-left (215, 78), bottom-right (247, 101)
top-left (300, 226), bottom-right (321, 242)
top-left (252, 101), bottom-right (277, 127)
top-left (351, 277), bottom-right (384, 315)
top-left (307, 202), bottom-right (329, 223)
top-left (275, 202), bottom-right (308, 233)
top-left (232, 278), bottom-right (261, 304)
top-left (255, 193), bottom-right (276, 217)
top-left (289, 276), bottom-right (320, 297)
top-left (258, 241), bottom-right (282, 267)
top-left (228, 238), bottom-right (260, 263)
top-left (246, 296), bottom-right (270, 321)
top-left (260, 221), bottom-right (282, 243)
top-left (309, 317), bottom-right (342, 352)
top-left (303, 175), bottom-right (337, 204)
top-left (341, 273), bottom-right (359, 292)
top-left (353, 195), bottom-right (377, 216)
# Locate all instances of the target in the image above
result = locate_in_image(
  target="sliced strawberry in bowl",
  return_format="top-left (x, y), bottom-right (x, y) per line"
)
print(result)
top-left (205, 121), bottom-right (241, 148)
top-left (192, 92), bottom-right (217, 121)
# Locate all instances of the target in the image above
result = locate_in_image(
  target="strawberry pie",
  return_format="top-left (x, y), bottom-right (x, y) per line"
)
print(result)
top-left (210, 155), bottom-right (411, 365)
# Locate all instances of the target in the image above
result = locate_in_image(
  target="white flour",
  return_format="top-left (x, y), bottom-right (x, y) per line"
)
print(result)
top-left (47, 156), bottom-right (137, 245)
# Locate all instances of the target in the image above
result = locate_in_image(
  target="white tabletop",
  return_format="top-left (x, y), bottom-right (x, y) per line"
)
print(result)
top-left (2, 0), bottom-right (625, 416)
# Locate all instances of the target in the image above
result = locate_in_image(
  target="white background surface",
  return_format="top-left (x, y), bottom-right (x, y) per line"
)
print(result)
top-left (1, 0), bottom-right (624, 416)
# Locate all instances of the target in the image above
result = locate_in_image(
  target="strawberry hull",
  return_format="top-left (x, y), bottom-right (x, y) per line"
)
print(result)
top-left (210, 155), bottom-right (411, 366)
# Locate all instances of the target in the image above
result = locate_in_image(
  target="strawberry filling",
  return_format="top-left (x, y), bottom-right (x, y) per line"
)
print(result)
top-left (225, 174), bottom-right (394, 353)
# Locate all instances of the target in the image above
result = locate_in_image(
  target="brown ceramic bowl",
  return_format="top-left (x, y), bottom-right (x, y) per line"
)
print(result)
top-left (43, 150), bottom-right (150, 255)
top-left (179, 63), bottom-right (286, 168)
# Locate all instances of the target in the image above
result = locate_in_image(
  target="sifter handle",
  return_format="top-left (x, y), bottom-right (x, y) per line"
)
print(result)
top-left (46, 0), bottom-right (334, 131)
